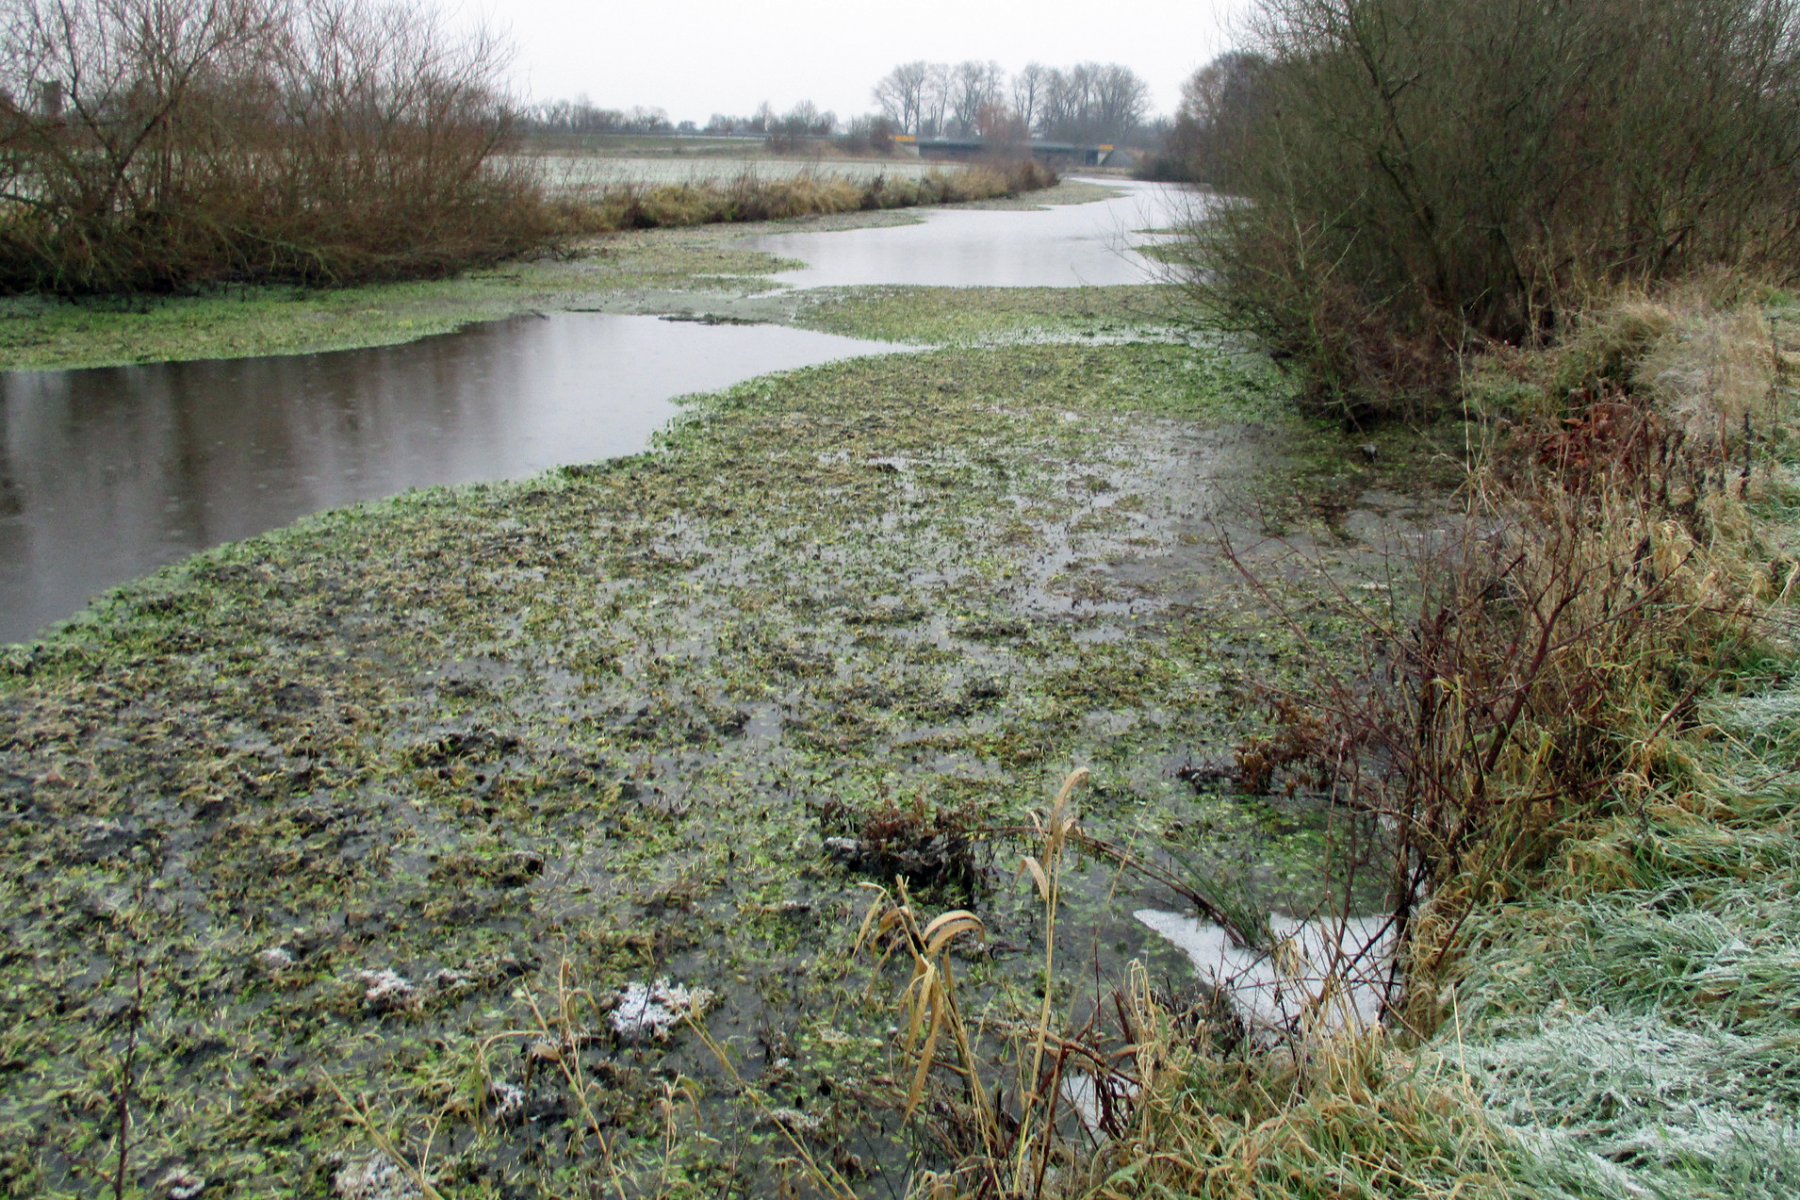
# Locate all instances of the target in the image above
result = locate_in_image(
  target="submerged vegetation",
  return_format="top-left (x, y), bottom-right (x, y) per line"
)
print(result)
top-left (0, 267), bottom-right (1443, 1194)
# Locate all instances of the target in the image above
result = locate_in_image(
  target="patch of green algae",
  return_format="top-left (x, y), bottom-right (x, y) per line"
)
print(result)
top-left (0, 227), bottom-right (803, 370)
top-left (792, 284), bottom-right (1190, 345)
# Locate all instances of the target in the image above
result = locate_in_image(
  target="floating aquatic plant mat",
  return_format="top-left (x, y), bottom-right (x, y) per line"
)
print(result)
top-left (0, 339), bottom-right (1448, 1194)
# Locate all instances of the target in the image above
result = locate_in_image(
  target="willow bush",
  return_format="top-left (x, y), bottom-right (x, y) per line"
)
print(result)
top-left (1179, 0), bottom-right (1800, 418)
top-left (0, 0), bottom-right (559, 294)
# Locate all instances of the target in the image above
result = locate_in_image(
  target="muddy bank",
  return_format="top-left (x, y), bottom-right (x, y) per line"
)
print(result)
top-left (0, 321), bottom-right (1455, 1194)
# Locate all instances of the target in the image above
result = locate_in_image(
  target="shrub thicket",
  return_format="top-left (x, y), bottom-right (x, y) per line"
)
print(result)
top-left (0, 0), bottom-right (558, 294)
top-left (1180, 0), bottom-right (1800, 418)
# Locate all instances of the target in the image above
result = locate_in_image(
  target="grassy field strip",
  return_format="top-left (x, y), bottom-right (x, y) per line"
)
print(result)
top-left (512, 156), bottom-right (963, 192)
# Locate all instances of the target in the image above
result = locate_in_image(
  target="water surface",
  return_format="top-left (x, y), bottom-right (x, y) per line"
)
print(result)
top-left (0, 315), bottom-right (890, 643)
top-left (745, 178), bottom-right (1188, 288)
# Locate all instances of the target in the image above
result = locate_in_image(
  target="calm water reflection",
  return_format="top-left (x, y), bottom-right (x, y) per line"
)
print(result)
top-left (0, 314), bottom-right (891, 643)
top-left (745, 178), bottom-right (1190, 288)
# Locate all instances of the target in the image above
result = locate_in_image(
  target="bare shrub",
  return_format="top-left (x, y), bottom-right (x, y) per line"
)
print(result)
top-left (1231, 284), bottom-right (1788, 1036)
top-left (586, 160), bottom-right (1056, 234)
top-left (1179, 0), bottom-right (1800, 418)
top-left (0, 0), bottom-right (555, 293)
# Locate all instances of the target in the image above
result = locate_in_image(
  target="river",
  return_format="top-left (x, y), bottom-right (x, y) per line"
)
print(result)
top-left (0, 179), bottom-right (1183, 644)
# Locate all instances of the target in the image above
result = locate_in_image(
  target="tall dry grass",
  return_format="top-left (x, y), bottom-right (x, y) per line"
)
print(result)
top-left (583, 160), bottom-right (1057, 234)
top-left (853, 773), bottom-right (1524, 1199)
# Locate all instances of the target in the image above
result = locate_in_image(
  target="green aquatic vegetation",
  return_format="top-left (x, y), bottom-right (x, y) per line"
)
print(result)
top-left (792, 284), bottom-right (1192, 347)
top-left (0, 333), bottom-right (1434, 1194)
top-left (0, 219), bottom-right (821, 371)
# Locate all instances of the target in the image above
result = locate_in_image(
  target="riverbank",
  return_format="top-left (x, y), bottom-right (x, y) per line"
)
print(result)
top-left (0, 268), bottom-right (1462, 1194)
top-left (0, 179), bottom-right (1102, 374)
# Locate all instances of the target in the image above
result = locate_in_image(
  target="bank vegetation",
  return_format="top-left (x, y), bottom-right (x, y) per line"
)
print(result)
top-left (585, 159), bottom-right (1056, 233)
top-left (0, 0), bottom-right (567, 294)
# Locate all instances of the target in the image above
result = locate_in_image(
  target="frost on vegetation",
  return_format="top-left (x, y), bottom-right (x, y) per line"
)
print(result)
top-left (158, 1169), bottom-right (206, 1200)
top-left (333, 1154), bottom-right (424, 1200)
top-left (1136, 909), bottom-right (1393, 1041)
top-left (1452, 1008), bottom-right (1800, 1199)
top-left (426, 968), bottom-right (475, 992)
top-left (610, 977), bottom-right (716, 1043)
top-left (353, 969), bottom-right (416, 1011)
top-left (489, 1080), bottom-right (525, 1121)
top-left (760, 1106), bottom-right (824, 1134)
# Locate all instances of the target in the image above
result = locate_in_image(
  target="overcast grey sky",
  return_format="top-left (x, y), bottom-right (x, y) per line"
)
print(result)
top-left (463, 0), bottom-right (1246, 122)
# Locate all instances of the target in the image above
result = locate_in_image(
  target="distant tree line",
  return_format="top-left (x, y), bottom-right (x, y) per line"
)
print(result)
top-left (519, 99), bottom-right (675, 135)
top-left (520, 97), bottom-right (854, 151)
top-left (872, 60), bottom-right (1152, 144)
top-left (701, 101), bottom-right (837, 143)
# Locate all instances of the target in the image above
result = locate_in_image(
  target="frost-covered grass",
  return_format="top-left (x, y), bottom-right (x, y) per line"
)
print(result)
top-left (1417, 287), bottom-right (1800, 1200)
top-left (1445, 685), bottom-right (1800, 1200)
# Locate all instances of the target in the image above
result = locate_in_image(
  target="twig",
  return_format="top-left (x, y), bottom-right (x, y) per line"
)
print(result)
top-left (112, 962), bottom-right (143, 1200)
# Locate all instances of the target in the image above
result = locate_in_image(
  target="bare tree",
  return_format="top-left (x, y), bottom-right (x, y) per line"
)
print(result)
top-left (873, 60), bottom-right (929, 135)
top-left (1091, 63), bottom-right (1149, 141)
top-left (1012, 61), bottom-right (1046, 135)
top-left (949, 59), bottom-right (1004, 136)
top-left (922, 61), bottom-right (949, 137)
top-left (0, 0), bottom-right (546, 292)
top-left (1166, 51), bottom-right (1267, 183)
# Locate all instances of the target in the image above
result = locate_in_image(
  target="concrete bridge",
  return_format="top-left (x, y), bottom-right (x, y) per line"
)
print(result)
top-left (893, 136), bottom-right (1120, 167)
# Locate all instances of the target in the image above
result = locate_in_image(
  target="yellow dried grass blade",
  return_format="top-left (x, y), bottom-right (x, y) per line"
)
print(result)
top-left (852, 883), bottom-right (889, 955)
top-left (1020, 856), bottom-right (1051, 902)
top-left (905, 984), bottom-right (946, 1118)
top-left (905, 962), bottom-right (937, 1044)
top-left (922, 911), bottom-right (984, 957)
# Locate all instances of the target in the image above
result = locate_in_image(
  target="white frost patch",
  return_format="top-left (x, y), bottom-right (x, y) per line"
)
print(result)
top-left (159, 1168), bottom-right (206, 1199)
top-left (427, 968), bottom-right (475, 992)
top-left (760, 1106), bottom-right (824, 1134)
top-left (332, 1153), bottom-right (423, 1200)
top-left (1135, 909), bottom-right (1395, 1040)
top-left (610, 978), bottom-right (716, 1043)
top-left (489, 1080), bottom-right (525, 1121)
top-left (353, 969), bottom-right (416, 1011)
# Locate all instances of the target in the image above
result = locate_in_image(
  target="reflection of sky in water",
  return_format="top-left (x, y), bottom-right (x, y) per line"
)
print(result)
top-left (0, 315), bottom-right (890, 643)
top-left (746, 178), bottom-right (1195, 289)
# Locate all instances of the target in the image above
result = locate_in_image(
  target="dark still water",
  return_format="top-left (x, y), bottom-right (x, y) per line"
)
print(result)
top-left (0, 314), bottom-right (891, 644)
